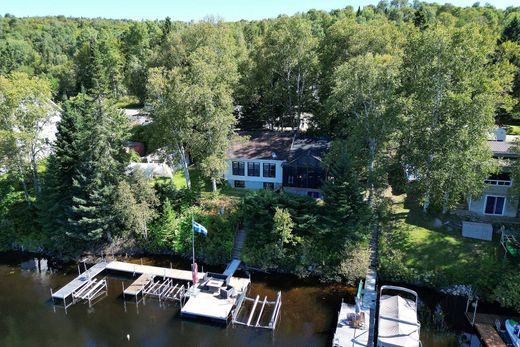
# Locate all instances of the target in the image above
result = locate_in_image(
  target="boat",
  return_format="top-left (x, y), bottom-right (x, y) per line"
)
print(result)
top-left (377, 285), bottom-right (422, 347)
top-left (506, 319), bottom-right (520, 347)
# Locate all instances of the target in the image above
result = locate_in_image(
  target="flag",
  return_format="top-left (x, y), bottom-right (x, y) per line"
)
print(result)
top-left (192, 220), bottom-right (208, 235)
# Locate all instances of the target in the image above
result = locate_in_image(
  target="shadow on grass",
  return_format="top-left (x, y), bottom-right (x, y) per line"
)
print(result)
top-left (383, 194), bottom-right (508, 286)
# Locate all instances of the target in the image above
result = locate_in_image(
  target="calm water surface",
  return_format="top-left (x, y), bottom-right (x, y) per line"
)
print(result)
top-left (0, 253), bottom-right (482, 347)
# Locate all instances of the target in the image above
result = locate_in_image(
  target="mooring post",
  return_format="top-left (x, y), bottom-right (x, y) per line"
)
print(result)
top-left (122, 281), bottom-right (125, 300)
top-left (83, 261), bottom-right (87, 272)
top-left (77, 264), bottom-right (81, 276)
top-left (140, 258), bottom-right (143, 266)
top-left (50, 288), bottom-right (54, 305)
top-left (170, 262), bottom-right (172, 269)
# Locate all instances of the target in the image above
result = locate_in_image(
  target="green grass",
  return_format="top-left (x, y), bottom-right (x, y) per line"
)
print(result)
top-left (380, 194), bottom-right (507, 288)
top-left (506, 125), bottom-right (520, 135)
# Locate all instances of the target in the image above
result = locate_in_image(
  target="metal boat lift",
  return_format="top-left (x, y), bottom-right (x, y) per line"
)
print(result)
top-left (232, 291), bottom-right (282, 330)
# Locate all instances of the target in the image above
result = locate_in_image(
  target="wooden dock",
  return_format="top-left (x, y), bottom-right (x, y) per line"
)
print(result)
top-left (51, 261), bottom-right (109, 300)
top-left (465, 312), bottom-right (510, 347)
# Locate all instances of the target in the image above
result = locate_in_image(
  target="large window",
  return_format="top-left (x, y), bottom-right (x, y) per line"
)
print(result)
top-left (263, 163), bottom-right (276, 178)
top-left (234, 180), bottom-right (245, 188)
top-left (484, 196), bottom-right (505, 215)
top-left (232, 161), bottom-right (245, 176)
top-left (247, 162), bottom-right (260, 177)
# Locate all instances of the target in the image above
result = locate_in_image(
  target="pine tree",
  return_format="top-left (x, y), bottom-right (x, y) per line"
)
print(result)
top-left (502, 16), bottom-right (520, 44)
top-left (322, 145), bottom-right (368, 225)
top-left (67, 96), bottom-right (128, 242)
top-left (39, 98), bottom-right (83, 246)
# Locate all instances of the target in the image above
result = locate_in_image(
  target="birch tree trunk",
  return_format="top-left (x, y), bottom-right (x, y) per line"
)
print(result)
top-left (177, 142), bottom-right (191, 189)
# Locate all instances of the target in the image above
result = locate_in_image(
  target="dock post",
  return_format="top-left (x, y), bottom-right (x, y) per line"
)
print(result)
top-left (170, 262), bottom-right (172, 269)
top-left (122, 281), bottom-right (125, 300)
top-left (50, 288), bottom-right (55, 305)
top-left (77, 264), bottom-right (81, 276)
top-left (83, 261), bottom-right (87, 272)
top-left (472, 297), bottom-right (479, 326)
top-left (140, 258), bottom-right (143, 266)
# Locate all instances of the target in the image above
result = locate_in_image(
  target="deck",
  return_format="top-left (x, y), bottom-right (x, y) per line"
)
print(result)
top-left (52, 261), bottom-right (109, 300)
top-left (181, 277), bottom-right (251, 321)
top-left (106, 261), bottom-right (205, 282)
top-left (332, 303), bottom-right (370, 347)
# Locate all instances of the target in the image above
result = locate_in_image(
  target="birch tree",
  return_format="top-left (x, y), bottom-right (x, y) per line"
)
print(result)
top-left (148, 20), bottom-right (238, 191)
top-left (401, 24), bottom-right (514, 212)
top-left (0, 72), bottom-right (53, 204)
top-left (327, 53), bottom-right (401, 206)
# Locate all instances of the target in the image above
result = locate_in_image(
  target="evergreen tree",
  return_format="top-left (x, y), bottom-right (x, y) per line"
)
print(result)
top-left (322, 145), bottom-right (368, 225)
top-left (39, 97), bottom-right (83, 246)
top-left (68, 96), bottom-right (128, 242)
top-left (502, 16), bottom-right (520, 44)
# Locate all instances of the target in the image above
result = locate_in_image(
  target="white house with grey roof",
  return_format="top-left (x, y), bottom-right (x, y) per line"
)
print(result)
top-left (224, 132), bottom-right (331, 198)
top-left (467, 128), bottom-right (519, 218)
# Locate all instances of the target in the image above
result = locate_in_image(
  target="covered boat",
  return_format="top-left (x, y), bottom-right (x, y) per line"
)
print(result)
top-left (506, 319), bottom-right (520, 347)
top-left (377, 285), bottom-right (422, 347)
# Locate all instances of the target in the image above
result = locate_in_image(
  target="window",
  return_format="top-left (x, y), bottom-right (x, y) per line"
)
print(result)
top-left (307, 191), bottom-right (321, 199)
top-left (484, 196), bottom-right (505, 215)
top-left (247, 162), bottom-right (260, 177)
top-left (263, 182), bottom-right (274, 190)
top-left (263, 163), bottom-right (276, 178)
top-left (232, 161), bottom-right (245, 176)
top-left (288, 175), bottom-right (295, 185)
top-left (234, 180), bottom-right (245, 188)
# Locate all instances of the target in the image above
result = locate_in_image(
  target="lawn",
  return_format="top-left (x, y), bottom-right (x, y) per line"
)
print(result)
top-left (379, 194), bottom-right (508, 290)
top-left (506, 124), bottom-right (520, 135)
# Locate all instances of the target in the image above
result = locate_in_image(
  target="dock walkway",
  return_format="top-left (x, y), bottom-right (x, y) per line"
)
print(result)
top-left (106, 261), bottom-right (205, 281)
top-left (465, 312), bottom-right (513, 347)
top-left (123, 273), bottom-right (154, 296)
top-left (52, 261), bottom-right (109, 300)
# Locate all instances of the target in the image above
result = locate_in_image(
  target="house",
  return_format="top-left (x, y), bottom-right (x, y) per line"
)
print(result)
top-left (467, 128), bottom-right (519, 218)
top-left (225, 132), bottom-right (330, 197)
top-left (225, 132), bottom-right (292, 190)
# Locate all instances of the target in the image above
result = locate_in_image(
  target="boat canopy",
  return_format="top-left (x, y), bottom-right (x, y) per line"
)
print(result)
top-left (377, 285), bottom-right (421, 347)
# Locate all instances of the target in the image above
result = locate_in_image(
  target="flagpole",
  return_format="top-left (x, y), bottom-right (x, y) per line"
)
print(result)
top-left (191, 214), bottom-right (195, 267)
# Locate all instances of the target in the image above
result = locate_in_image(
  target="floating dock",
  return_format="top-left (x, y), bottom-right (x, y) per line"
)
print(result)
top-left (51, 259), bottom-right (258, 326)
top-left (181, 272), bottom-right (251, 322)
top-left (332, 269), bottom-right (376, 347)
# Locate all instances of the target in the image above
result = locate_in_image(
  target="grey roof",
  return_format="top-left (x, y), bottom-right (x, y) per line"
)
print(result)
top-left (228, 132), bottom-right (294, 160)
top-left (228, 132), bottom-right (331, 163)
top-left (488, 140), bottom-right (518, 158)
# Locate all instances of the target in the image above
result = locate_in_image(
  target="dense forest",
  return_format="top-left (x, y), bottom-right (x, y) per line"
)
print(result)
top-left (2, 2), bottom-right (520, 310)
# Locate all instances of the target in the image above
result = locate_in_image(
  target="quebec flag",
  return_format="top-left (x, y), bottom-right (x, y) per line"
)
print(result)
top-left (192, 221), bottom-right (208, 235)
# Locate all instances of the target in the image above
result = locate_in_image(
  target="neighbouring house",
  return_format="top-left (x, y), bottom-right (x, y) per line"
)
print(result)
top-left (123, 108), bottom-right (152, 126)
top-left (225, 132), bottom-right (331, 197)
top-left (36, 100), bottom-right (62, 159)
top-left (468, 128), bottom-right (520, 218)
top-left (124, 141), bottom-right (146, 157)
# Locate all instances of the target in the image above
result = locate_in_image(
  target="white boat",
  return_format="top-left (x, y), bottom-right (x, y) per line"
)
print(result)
top-left (377, 285), bottom-right (422, 347)
top-left (506, 319), bottom-right (520, 347)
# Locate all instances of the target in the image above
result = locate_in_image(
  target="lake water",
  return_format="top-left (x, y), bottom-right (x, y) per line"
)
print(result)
top-left (0, 252), bottom-right (488, 346)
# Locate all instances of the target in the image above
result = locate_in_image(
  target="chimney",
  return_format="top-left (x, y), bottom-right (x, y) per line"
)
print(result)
top-left (495, 128), bottom-right (506, 142)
